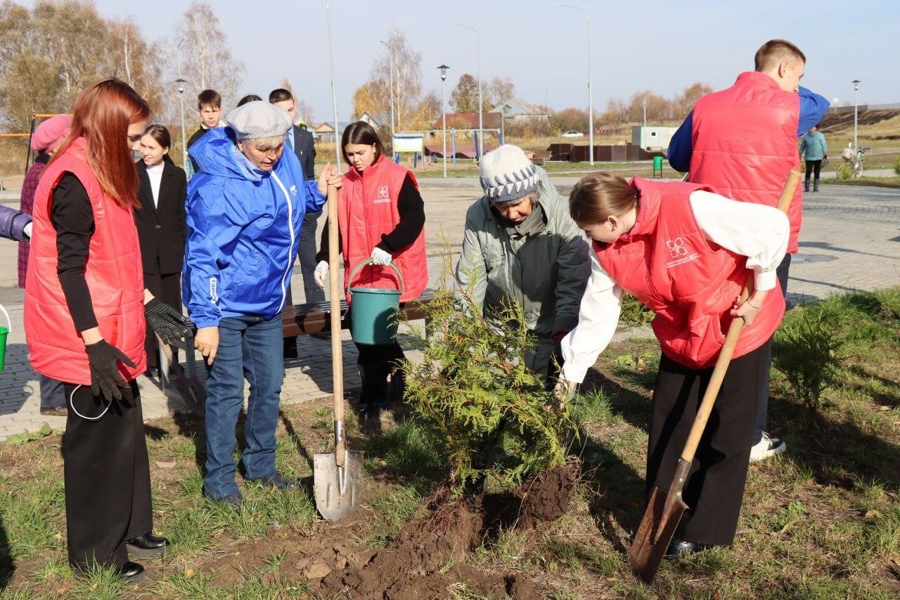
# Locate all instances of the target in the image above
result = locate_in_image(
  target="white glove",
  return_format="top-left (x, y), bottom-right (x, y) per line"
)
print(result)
top-left (314, 261), bottom-right (329, 289)
top-left (371, 247), bottom-right (392, 266)
top-left (23, 222), bottom-right (33, 240)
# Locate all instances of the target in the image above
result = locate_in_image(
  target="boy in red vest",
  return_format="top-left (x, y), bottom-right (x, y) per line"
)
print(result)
top-left (667, 39), bottom-right (829, 462)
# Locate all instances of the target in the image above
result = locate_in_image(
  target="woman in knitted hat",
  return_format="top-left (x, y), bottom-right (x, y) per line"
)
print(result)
top-left (18, 114), bottom-right (73, 417)
top-left (313, 121), bottom-right (427, 414)
top-left (184, 100), bottom-right (340, 506)
top-left (455, 144), bottom-right (590, 382)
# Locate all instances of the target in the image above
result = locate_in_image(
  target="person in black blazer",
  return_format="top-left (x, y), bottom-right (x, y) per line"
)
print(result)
top-left (135, 124), bottom-right (188, 374)
top-left (270, 88), bottom-right (324, 357)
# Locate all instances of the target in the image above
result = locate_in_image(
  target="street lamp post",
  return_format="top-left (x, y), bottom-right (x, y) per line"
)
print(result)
top-left (381, 40), bottom-right (396, 144)
top-left (452, 23), bottom-right (483, 161)
top-left (557, 3), bottom-right (593, 165)
top-left (642, 97), bottom-right (647, 127)
top-left (852, 79), bottom-right (860, 150)
top-left (175, 77), bottom-right (188, 173)
top-left (438, 64), bottom-right (450, 178)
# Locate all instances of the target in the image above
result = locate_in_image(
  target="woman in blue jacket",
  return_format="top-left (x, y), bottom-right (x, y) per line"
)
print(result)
top-left (183, 101), bottom-right (339, 506)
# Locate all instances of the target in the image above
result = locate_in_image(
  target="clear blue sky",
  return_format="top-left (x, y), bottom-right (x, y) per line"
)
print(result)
top-left (18, 0), bottom-right (900, 123)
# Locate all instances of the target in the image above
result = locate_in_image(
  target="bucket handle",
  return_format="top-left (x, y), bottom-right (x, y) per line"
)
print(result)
top-left (348, 258), bottom-right (405, 295)
top-left (0, 304), bottom-right (9, 333)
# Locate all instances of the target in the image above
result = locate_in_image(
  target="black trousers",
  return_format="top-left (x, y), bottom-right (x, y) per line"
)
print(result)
top-left (63, 380), bottom-right (153, 569)
top-left (804, 160), bottom-right (823, 183)
top-left (143, 269), bottom-right (183, 370)
top-left (355, 341), bottom-right (405, 404)
top-left (646, 341), bottom-right (770, 546)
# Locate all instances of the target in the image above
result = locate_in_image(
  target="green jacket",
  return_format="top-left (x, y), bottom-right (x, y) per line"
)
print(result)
top-left (455, 167), bottom-right (590, 372)
top-left (799, 130), bottom-right (828, 161)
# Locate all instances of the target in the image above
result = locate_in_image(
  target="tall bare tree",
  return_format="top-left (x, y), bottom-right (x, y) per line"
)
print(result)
top-left (351, 27), bottom-right (437, 134)
top-left (172, 1), bottom-right (245, 109)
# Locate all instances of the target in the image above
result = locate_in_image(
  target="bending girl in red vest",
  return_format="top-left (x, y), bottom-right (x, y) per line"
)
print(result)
top-left (24, 78), bottom-right (188, 582)
top-left (558, 173), bottom-right (789, 558)
top-left (314, 122), bottom-right (427, 414)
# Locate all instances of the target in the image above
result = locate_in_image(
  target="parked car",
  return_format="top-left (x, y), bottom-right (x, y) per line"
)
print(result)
top-left (561, 130), bottom-right (584, 138)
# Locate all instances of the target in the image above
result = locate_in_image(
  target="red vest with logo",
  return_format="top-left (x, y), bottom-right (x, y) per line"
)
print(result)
top-left (339, 157), bottom-right (428, 303)
top-left (25, 138), bottom-right (147, 384)
top-left (690, 71), bottom-right (802, 253)
top-left (596, 178), bottom-right (784, 369)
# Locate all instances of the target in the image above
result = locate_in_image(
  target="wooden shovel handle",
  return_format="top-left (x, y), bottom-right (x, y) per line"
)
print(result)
top-left (326, 183), bottom-right (347, 465)
top-left (678, 170), bottom-right (800, 464)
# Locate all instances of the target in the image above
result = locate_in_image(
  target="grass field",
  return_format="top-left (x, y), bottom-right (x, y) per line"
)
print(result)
top-left (1, 287), bottom-right (897, 599)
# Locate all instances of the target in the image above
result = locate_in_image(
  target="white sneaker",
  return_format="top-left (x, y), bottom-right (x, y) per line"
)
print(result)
top-left (749, 432), bottom-right (787, 463)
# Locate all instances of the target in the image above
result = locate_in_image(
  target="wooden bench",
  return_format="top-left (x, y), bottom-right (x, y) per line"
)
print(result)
top-left (281, 291), bottom-right (435, 337)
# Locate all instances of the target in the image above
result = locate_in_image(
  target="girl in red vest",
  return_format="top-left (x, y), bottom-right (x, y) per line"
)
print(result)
top-left (558, 173), bottom-right (789, 557)
top-left (24, 79), bottom-right (187, 582)
top-left (314, 122), bottom-right (427, 413)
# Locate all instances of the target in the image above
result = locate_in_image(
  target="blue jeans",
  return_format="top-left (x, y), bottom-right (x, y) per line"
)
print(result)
top-left (203, 314), bottom-right (284, 500)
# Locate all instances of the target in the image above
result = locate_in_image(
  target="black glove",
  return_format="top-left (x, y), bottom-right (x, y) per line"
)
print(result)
top-left (145, 298), bottom-right (189, 345)
top-left (85, 340), bottom-right (136, 401)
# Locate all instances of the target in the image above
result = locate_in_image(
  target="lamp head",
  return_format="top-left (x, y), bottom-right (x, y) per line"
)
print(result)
top-left (438, 64), bottom-right (450, 81)
top-left (175, 77), bottom-right (187, 94)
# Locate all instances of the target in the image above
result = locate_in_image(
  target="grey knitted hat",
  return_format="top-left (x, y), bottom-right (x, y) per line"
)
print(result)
top-left (479, 144), bottom-right (538, 204)
top-left (226, 101), bottom-right (292, 140)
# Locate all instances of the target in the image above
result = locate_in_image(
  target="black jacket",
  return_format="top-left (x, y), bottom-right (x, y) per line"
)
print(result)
top-left (134, 159), bottom-right (188, 275)
top-left (290, 125), bottom-right (316, 180)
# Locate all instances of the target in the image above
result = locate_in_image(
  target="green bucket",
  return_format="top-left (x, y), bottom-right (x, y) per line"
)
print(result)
top-left (348, 259), bottom-right (405, 345)
top-left (0, 304), bottom-right (10, 373)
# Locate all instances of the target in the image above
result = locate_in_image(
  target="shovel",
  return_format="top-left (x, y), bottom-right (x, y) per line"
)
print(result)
top-left (628, 170), bottom-right (801, 583)
top-left (314, 183), bottom-right (363, 521)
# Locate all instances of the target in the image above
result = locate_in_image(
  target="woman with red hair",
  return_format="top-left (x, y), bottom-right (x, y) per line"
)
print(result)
top-left (24, 78), bottom-right (187, 582)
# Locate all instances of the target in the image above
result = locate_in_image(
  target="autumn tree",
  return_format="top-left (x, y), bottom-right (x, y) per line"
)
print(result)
top-left (486, 76), bottom-right (515, 108)
top-left (0, 0), bottom-right (165, 132)
top-left (550, 107), bottom-right (589, 134)
top-left (671, 82), bottom-right (714, 119)
top-left (171, 1), bottom-right (245, 110)
top-left (350, 27), bottom-right (438, 136)
top-left (450, 74), bottom-right (480, 113)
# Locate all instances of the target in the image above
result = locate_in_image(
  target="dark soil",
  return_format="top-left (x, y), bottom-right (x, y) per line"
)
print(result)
top-left (319, 460), bottom-right (580, 600)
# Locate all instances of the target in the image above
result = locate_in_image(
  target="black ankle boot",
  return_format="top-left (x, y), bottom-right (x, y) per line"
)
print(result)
top-left (804, 181), bottom-right (810, 192)
top-left (127, 533), bottom-right (170, 557)
top-left (813, 180), bottom-right (819, 192)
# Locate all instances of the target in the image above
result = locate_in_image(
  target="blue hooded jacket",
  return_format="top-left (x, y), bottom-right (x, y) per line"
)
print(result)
top-left (183, 128), bottom-right (326, 327)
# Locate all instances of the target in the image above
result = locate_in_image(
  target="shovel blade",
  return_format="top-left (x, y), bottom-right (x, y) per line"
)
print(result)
top-left (313, 451), bottom-right (364, 521)
top-left (628, 486), bottom-right (688, 584)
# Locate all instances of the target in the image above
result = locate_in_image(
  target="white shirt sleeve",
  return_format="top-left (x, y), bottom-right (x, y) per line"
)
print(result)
top-left (560, 252), bottom-right (622, 384)
top-left (689, 190), bottom-right (790, 292)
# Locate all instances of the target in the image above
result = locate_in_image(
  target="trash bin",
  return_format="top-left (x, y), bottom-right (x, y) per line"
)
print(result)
top-left (652, 155), bottom-right (664, 178)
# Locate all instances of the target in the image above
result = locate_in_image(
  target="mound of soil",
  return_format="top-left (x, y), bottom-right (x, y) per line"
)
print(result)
top-left (319, 459), bottom-right (580, 599)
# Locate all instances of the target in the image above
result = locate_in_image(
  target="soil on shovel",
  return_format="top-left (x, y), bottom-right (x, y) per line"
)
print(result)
top-left (319, 459), bottom-right (580, 600)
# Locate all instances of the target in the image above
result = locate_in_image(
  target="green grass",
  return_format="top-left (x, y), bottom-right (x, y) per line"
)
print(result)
top-left (0, 287), bottom-right (898, 598)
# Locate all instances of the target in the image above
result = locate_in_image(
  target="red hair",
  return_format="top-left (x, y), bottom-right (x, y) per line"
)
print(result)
top-left (52, 78), bottom-right (151, 208)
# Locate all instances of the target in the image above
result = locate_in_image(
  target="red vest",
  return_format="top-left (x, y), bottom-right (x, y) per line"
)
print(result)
top-left (596, 178), bottom-right (784, 369)
top-left (339, 157), bottom-right (428, 303)
top-left (25, 138), bottom-right (146, 384)
top-left (690, 72), bottom-right (803, 253)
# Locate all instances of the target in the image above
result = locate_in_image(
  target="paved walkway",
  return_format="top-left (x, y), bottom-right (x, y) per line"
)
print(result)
top-left (1, 177), bottom-right (898, 441)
